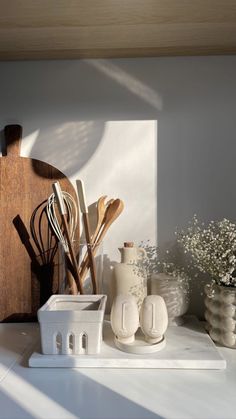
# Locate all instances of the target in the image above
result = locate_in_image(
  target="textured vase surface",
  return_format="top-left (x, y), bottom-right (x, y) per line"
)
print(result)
top-left (204, 283), bottom-right (236, 348)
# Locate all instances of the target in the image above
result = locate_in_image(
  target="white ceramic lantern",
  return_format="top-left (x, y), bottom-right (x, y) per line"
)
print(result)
top-left (151, 273), bottom-right (189, 325)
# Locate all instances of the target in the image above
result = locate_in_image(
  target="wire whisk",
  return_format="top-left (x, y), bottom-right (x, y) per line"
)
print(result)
top-left (47, 191), bottom-right (78, 253)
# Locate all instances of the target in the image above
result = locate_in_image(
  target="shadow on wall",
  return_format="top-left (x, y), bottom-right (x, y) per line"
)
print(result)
top-left (1, 121), bottom-right (106, 180)
top-left (1, 58), bottom-right (163, 178)
top-left (29, 121), bottom-right (106, 178)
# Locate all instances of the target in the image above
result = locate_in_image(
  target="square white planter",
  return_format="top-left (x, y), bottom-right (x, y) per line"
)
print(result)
top-left (38, 294), bottom-right (107, 355)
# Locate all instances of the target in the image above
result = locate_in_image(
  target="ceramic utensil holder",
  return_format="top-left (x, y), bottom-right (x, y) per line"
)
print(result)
top-left (59, 241), bottom-right (104, 295)
top-left (38, 294), bottom-right (107, 355)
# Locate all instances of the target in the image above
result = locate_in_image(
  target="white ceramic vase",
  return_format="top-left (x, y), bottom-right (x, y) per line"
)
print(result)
top-left (112, 242), bottom-right (147, 310)
top-left (204, 283), bottom-right (236, 348)
top-left (151, 273), bottom-right (189, 325)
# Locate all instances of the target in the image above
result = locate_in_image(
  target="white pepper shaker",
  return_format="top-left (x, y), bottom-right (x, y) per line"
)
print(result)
top-left (110, 294), bottom-right (139, 344)
top-left (140, 295), bottom-right (168, 344)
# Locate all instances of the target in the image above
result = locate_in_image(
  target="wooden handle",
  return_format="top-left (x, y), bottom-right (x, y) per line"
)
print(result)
top-left (76, 179), bottom-right (97, 293)
top-left (76, 179), bottom-right (88, 213)
top-left (79, 220), bottom-right (104, 284)
top-left (79, 200), bottom-right (124, 283)
top-left (65, 258), bottom-right (79, 295)
top-left (61, 214), bottom-right (83, 294)
top-left (79, 219), bottom-right (113, 284)
top-left (4, 125), bottom-right (22, 157)
top-left (83, 213), bottom-right (98, 294)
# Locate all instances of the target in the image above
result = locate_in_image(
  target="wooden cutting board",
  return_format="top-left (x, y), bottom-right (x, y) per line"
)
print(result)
top-left (0, 125), bottom-right (78, 322)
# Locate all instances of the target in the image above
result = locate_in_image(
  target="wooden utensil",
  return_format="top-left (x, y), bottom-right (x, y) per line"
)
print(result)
top-left (92, 195), bottom-right (108, 241)
top-left (52, 182), bottom-right (83, 294)
top-left (0, 124), bottom-right (78, 321)
top-left (74, 195), bottom-right (108, 290)
top-left (76, 180), bottom-right (97, 294)
top-left (79, 198), bottom-right (124, 284)
top-left (78, 196), bottom-right (114, 273)
top-left (95, 199), bottom-right (124, 245)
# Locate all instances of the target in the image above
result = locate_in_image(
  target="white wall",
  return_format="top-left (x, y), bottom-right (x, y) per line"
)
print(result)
top-left (0, 56), bottom-right (236, 316)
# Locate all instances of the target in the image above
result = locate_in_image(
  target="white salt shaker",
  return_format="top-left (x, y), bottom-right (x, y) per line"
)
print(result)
top-left (140, 295), bottom-right (168, 344)
top-left (110, 294), bottom-right (139, 344)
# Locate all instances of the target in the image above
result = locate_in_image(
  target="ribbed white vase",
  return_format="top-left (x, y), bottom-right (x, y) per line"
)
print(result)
top-left (204, 283), bottom-right (236, 348)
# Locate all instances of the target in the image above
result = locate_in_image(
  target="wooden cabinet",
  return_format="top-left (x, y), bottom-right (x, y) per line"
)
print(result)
top-left (0, 1), bottom-right (236, 60)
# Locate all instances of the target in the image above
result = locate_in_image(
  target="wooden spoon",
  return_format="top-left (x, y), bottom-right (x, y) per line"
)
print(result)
top-left (93, 197), bottom-right (115, 243)
top-left (92, 195), bottom-right (108, 241)
top-left (95, 199), bottom-right (124, 245)
top-left (78, 196), bottom-right (113, 275)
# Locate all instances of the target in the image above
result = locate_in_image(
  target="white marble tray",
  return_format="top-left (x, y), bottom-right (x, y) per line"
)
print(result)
top-left (29, 316), bottom-right (226, 369)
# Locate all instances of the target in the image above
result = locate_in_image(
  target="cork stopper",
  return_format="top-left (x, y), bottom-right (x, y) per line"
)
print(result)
top-left (124, 242), bottom-right (134, 248)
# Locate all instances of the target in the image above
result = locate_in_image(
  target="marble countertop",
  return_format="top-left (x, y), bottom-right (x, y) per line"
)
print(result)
top-left (0, 322), bottom-right (235, 419)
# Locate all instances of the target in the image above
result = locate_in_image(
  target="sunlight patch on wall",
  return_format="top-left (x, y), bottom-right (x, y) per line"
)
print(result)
top-left (87, 59), bottom-right (163, 111)
top-left (74, 120), bottom-right (158, 262)
top-left (20, 129), bottom-right (40, 157)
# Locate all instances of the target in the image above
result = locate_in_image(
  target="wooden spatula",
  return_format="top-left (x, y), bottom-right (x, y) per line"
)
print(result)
top-left (76, 180), bottom-right (98, 294)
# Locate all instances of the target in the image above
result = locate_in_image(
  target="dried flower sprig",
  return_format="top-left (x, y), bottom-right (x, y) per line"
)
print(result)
top-left (137, 241), bottom-right (190, 283)
top-left (136, 241), bottom-right (159, 279)
top-left (157, 260), bottom-right (189, 282)
top-left (177, 215), bottom-right (236, 287)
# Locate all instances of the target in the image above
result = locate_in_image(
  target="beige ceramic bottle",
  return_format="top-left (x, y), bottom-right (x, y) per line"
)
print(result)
top-left (112, 242), bottom-right (147, 310)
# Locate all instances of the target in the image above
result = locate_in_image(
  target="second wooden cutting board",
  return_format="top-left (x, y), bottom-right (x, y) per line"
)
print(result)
top-left (0, 125), bottom-right (78, 322)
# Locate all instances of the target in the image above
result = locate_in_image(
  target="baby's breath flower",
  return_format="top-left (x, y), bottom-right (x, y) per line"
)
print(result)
top-left (136, 242), bottom-right (191, 285)
top-left (177, 216), bottom-right (236, 287)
